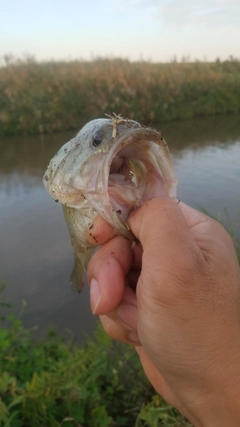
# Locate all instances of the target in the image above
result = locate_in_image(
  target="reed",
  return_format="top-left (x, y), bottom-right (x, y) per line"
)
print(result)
top-left (0, 57), bottom-right (240, 135)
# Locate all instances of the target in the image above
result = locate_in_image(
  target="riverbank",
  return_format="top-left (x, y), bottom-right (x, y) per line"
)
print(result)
top-left (0, 57), bottom-right (240, 136)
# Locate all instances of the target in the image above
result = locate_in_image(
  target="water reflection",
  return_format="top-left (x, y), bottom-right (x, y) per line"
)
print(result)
top-left (0, 115), bottom-right (239, 341)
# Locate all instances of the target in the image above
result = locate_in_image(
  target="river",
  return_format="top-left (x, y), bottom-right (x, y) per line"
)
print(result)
top-left (0, 115), bottom-right (239, 341)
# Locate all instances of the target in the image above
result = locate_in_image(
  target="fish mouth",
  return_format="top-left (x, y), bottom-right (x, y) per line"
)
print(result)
top-left (96, 126), bottom-right (177, 232)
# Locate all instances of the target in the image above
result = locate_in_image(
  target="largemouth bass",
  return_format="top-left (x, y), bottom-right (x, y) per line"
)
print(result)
top-left (43, 115), bottom-right (177, 291)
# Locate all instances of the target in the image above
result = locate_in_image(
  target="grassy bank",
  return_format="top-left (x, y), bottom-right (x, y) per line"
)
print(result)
top-left (0, 57), bottom-right (240, 135)
top-left (0, 295), bottom-right (189, 427)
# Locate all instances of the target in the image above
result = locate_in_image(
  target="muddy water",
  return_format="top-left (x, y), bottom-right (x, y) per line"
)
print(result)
top-left (0, 115), bottom-right (239, 341)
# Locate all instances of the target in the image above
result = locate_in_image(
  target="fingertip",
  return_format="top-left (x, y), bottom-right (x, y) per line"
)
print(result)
top-left (127, 197), bottom-right (182, 242)
top-left (87, 215), bottom-right (117, 245)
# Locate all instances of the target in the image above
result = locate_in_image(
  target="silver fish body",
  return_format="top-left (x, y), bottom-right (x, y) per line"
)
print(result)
top-left (43, 116), bottom-right (177, 291)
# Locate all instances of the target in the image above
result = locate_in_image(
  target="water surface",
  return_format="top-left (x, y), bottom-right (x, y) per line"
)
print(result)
top-left (0, 115), bottom-right (239, 341)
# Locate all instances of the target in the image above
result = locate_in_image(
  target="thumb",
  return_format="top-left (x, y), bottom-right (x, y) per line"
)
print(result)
top-left (127, 198), bottom-right (204, 302)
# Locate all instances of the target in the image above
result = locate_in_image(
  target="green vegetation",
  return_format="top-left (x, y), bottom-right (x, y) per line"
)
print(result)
top-left (0, 56), bottom-right (240, 136)
top-left (0, 287), bottom-right (190, 427)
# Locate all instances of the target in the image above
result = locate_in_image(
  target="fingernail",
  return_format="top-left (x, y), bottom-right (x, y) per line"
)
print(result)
top-left (90, 278), bottom-right (102, 314)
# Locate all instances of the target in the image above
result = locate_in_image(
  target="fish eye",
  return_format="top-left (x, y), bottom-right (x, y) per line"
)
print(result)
top-left (92, 132), bottom-right (102, 147)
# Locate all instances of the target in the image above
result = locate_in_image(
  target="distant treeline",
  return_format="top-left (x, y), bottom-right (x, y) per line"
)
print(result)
top-left (0, 57), bottom-right (240, 136)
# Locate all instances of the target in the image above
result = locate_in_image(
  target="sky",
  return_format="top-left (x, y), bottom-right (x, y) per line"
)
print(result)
top-left (1, 0), bottom-right (239, 63)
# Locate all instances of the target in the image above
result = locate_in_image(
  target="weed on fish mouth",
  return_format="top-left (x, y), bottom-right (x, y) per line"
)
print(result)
top-left (105, 113), bottom-right (131, 139)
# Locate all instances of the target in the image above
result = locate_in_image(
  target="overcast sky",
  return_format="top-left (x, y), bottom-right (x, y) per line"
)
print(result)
top-left (1, 0), bottom-right (239, 62)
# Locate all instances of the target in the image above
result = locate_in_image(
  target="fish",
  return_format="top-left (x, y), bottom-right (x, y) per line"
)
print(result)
top-left (43, 115), bottom-right (177, 291)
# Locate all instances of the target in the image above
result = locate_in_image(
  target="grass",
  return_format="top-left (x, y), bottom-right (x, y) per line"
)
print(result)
top-left (0, 285), bottom-right (190, 427)
top-left (0, 56), bottom-right (240, 135)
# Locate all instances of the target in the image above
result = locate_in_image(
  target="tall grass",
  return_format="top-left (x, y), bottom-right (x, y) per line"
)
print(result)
top-left (0, 57), bottom-right (240, 135)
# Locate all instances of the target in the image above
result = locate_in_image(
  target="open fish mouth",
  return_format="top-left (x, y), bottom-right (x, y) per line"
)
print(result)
top-left (89, 123), bottom-right (177, 232)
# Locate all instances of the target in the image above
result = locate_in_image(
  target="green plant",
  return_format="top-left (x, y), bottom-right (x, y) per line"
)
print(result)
top-left (0, 291), bottom-right (190, 426)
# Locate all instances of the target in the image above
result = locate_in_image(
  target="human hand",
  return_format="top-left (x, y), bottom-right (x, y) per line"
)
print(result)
top-left (87, 198), bottom-right (240, 426)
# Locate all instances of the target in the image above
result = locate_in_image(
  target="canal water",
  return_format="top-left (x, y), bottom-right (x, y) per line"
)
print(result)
top-left (0, 115), bottom-right (239, 341)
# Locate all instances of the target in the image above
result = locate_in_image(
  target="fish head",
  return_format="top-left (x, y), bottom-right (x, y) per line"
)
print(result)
top-left (43, 116), bottom-right (177, 237)
top-left (43, 118), bottom-right (114, 208)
